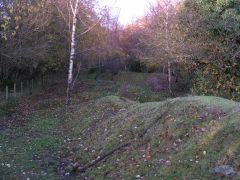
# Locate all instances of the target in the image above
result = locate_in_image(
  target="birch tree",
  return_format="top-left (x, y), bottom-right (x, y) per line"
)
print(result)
top-left (53, 0), bottom-right (102, 105)
top-left (66, 0), bottom-right (79, 105)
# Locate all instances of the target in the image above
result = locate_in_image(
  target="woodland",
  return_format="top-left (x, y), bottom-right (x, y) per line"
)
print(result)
top-left (1, 0), bottom-right (240, 179)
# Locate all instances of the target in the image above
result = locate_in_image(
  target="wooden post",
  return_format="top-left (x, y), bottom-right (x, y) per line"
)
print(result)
top-left (14, 83), bottom-right (16, 97)
top-left (6, 86), bottom-right (8, 100)
top-left (42, 75), bottom-right (44, 86)
top-left (45, 75), bottom-right (47, 84)
top-left (31, 79), bottom-right (33, 91)
top-left (27, 80), bottom-right (29, 92)
top-left (21, 82), bottom-right (23, 95)
top-left (168, 61), bottom-right (172, 95)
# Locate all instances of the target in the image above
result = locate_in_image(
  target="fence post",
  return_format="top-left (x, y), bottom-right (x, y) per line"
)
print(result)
top-left (27, 80), bottom-right (29, 93)
top-left (21, 82), bottom-right (23, 95)
top-left (14, 83), bottom-right (16, 97)
top-left (6, 86), bottom-right (8, 100)
top-left (42, 75), bottom-right (44, 86)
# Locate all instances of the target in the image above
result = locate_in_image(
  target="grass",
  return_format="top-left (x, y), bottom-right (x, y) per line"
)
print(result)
top-left (77, 72), bottom-right (172, 103)
top-left (67, 96), bottom-right (240, 179)
top-left (0, 117), bottom-right (63, 179)
top-left (0, 72), bottom-right (240, 179)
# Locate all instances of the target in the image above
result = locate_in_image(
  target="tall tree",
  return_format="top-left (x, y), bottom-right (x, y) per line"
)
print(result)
top-left (53, 0), bottom-right (103, 105)
top-left (0, 0), bottom-right (52, 84)
top-left (66, 0), bottom-right (79, 105)
top-left (121, 0), bottom-right (185, 93)
top-left (179, 0), bottom-right (240, 97)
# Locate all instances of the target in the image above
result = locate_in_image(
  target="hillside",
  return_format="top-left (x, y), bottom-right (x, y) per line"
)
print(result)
top-left (0, 74), bottom-right (240, 179)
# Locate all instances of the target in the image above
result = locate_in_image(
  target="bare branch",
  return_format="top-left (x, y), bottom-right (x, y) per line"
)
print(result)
top-left (0, 53), bottom-right (12, 59)
top-left (70, 0), bottom-right (74, 14)
top-left (77, 18), bottom-right (102, 38)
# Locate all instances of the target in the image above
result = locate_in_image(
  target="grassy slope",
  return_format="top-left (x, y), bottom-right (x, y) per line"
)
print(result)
top-left (0, 73), bottom-right (240, 179)
top-left (67, 96), bottom-right (240, 179)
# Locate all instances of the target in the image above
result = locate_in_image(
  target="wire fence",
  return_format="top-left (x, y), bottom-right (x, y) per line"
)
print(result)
top-left (0, 65), bottom-right (119, 106)
top-left (0, 73), bottom-right (66, 105)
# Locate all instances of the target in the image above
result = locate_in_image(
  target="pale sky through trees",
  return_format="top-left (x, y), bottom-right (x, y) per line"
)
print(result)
top-left (98, 0), bottom-right (156, 25)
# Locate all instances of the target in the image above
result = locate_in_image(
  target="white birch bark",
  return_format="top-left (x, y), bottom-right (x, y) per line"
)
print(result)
top-left (66, 0), bottom-right (80, 105)
top-left (165, 1), bottom-right (172, 95)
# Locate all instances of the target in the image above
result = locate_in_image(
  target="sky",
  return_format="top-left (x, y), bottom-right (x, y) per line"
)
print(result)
top-left (98, 0), bottom-right (157, 26)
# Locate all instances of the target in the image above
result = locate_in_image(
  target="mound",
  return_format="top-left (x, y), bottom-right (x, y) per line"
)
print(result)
top-left (1, 94), bottom-right (240, 179)
top-left (67, 95), bottom-right (240, 179)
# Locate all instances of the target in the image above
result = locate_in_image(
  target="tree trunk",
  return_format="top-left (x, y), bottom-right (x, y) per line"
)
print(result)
top-left (66, 0), bottom-right (80, 105)
top-left (98, 59), bottom-right (101, 72)
top-left (168, 61), bottom-right (172, 94)
top-left (165, 3), bottom-right (172, 95)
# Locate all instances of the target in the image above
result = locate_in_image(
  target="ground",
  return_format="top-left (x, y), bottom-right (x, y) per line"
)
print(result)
top-left (0, 72), bottom-right (240, 179)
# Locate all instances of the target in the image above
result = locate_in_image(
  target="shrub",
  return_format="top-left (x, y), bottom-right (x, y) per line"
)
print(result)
top-left (191, 61), bottom-right (240, 100)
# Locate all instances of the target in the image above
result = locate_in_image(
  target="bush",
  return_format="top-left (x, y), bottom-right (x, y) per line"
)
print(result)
top-left (191, 62), bottom-right (240, 100)
top-left (127, 59), bottom-right (147, 72)
top-left (146, 63), bottom-right (158, 73)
